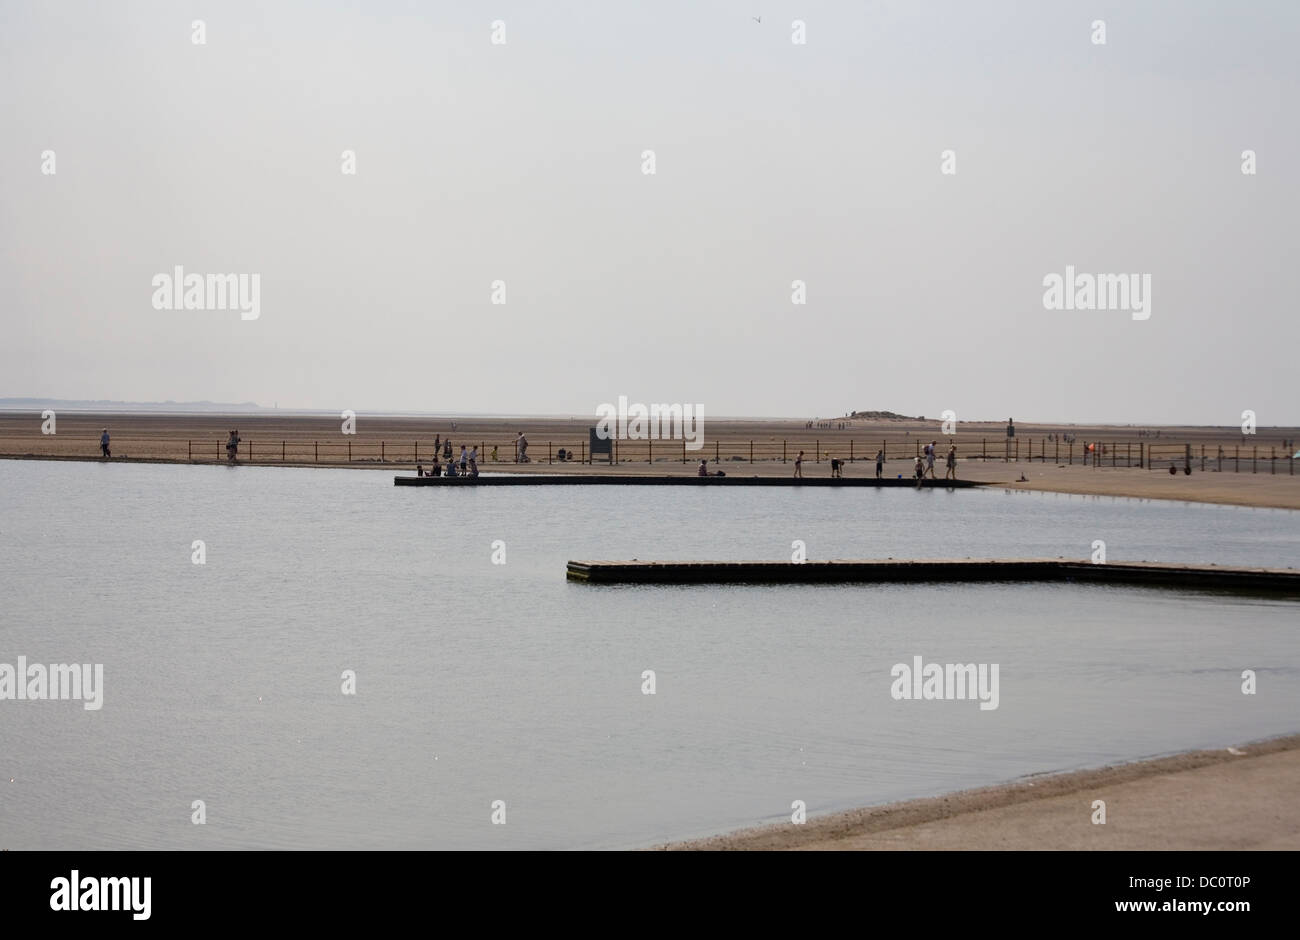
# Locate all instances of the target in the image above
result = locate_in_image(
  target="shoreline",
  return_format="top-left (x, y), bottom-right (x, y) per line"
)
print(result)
top-left (660, 733), bottom-right (1300, 850)
top-left (4, 452), bottom-right (1298, 511)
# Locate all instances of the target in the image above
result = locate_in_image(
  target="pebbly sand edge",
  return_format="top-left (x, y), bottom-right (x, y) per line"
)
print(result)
top-left (659, 734), bottom-right (1300, 850)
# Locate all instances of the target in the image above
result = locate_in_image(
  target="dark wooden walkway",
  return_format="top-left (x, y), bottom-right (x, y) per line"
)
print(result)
top-left (565, 558), bottom-right (1300, 592)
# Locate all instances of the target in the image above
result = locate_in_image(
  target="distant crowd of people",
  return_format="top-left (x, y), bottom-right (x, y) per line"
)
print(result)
top-left (788, 439), bottom-right (958, 485)
top-left (418, 442), bottom-right (480, 478)
top-left (415, 432), bottom-right (535, 477)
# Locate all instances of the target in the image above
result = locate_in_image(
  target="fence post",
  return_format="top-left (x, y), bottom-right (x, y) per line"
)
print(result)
top-left (581, 440), bottom-right (585, 464)
top-left (715, 441), bottom-right (719, 463)
top-left (816, 440), bottom-right (820, 462)
top-left (1272, 446), bottom-right (1276, 474)
top-left (249, 441), bottom-right (252, 461)
top-left (1253, 446), bottom-right (1257, 473)
top-left (315, 441), bottom-right (318, 462)
top-left (749, 440), bottom-right (753, 464)
top-left (348, 441), bottom-right (351, 462)
top-left (283, 440), bottom-right (286, 461)
top-left (381, 441), bottom-right (385, 462)
top-left (783, 440), bottom-right (787, 463)
top-left (648, 438), bottom-right (652, 464)
top-left (549, 442), bottom-right (553, 464)
top-left (188, 440), bottom-right (192, 460)
top-left (682, 439), bottom-right (685, 464)
top-left (851, 440), bottom-right (854, 462)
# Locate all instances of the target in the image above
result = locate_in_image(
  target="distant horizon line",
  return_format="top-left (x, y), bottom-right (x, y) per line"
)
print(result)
top-left (1, 397), bottom-right (1294, 428)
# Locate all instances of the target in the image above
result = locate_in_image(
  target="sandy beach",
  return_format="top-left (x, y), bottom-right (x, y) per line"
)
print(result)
top-left (663, 734), bottom-right (1300, 850)
top-left (3, 411), bottom-right (1298, 509)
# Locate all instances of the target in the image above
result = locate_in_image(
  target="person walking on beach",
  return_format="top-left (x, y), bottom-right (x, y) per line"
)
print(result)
top-left (444, 439), bottom-right (453, 461)
top-left (925, 441), bottom-right (937, 478)
top-left (874, 448), bottom-right (884, 479)
top-left (490, 445), bottom-right (499, 463)
top-left (516, 432), bottom-right (529, 463)
top-left (793, 450), bottom-right (804, 478)
top-left (226, 429), bottom-right (241, 462)
top-left (945, 444), bottom-right (957, 480)
top-left (468, 446), bottom-right (479, 476)
top-left (99, 428), bottom-right (111, 459)
top-left (459, 445), bottom-right (468, 472)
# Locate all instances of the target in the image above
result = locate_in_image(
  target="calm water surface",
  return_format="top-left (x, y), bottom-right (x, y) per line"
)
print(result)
top-left (1, 460), bottom-right (1297, 848)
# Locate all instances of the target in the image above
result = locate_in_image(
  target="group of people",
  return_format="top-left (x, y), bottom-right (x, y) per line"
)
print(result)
top-left (912, 440), bottom-right (957, 484)
top-left (418, 444), bottom-right (480, 478)
top-left (790, 442), bottom-right (958, 484)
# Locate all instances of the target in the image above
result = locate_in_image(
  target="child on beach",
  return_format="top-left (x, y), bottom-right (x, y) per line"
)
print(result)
top-left (914, 456), bottom-right (925, 488)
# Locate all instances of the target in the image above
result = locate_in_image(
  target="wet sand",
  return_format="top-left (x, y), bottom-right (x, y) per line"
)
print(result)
top-left (662, 734), bottom-right (1300, 850)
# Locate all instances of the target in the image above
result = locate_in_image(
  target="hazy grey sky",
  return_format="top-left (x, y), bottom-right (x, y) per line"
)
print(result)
top-left (2, 1), bottom-right (1297, 424)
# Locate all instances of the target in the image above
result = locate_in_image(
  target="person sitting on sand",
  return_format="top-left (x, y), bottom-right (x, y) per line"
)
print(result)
top-left (945, 445), bottom-right (957, 480)
top-left (445, 458), bottom-right (457, 477)
top-left (430, 455), bottom-right (441, 476)
top-left (100, 428), bottom-right (111, 459)
top-left (793, 450), bottom-right (804, 478)
top-left (416, 463), bottom-right (425, 477)
top-left (698, 459), bottom-right (708, 477)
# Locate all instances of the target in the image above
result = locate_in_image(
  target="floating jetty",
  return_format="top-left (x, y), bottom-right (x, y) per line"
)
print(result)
top-left (395, 474), bottom-right (983, 488)
top-left (565, 558), bottom-right (1300, 592)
